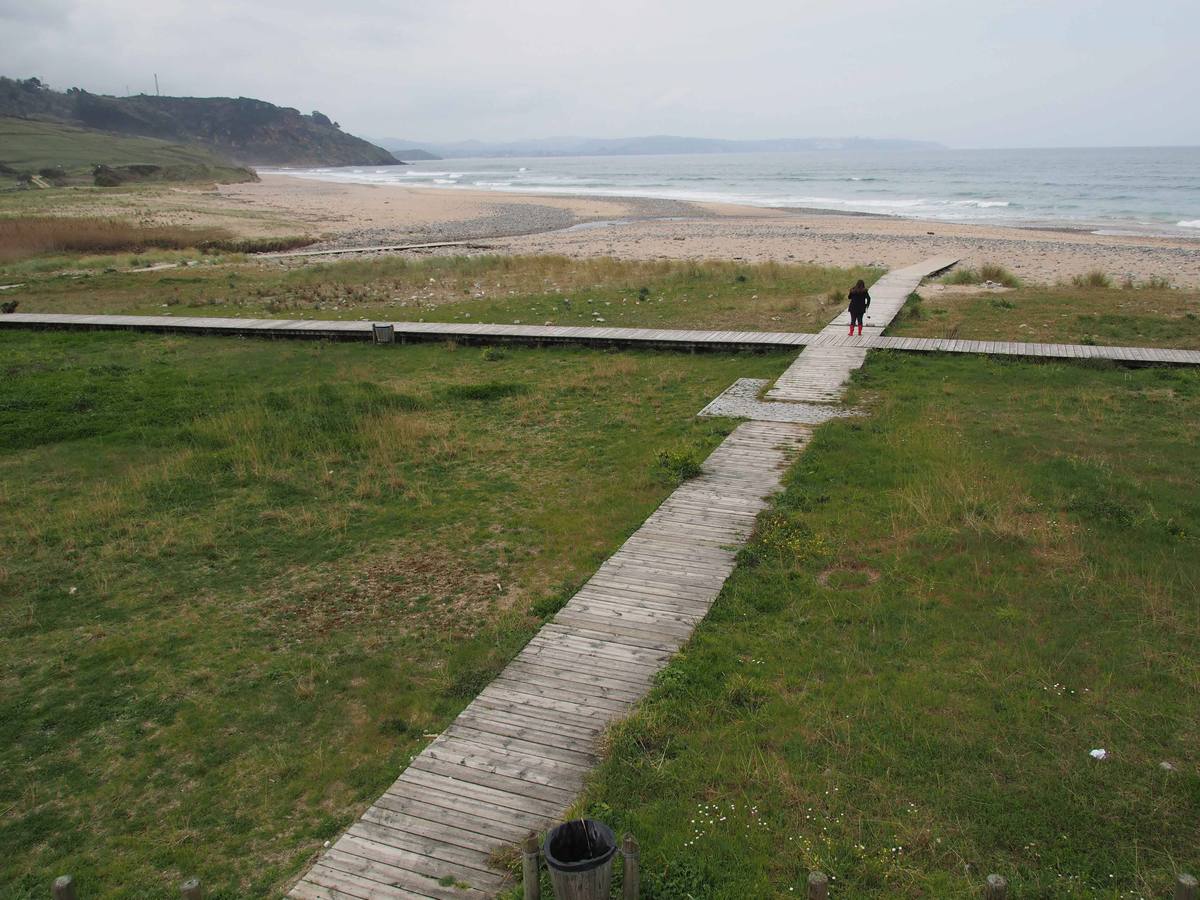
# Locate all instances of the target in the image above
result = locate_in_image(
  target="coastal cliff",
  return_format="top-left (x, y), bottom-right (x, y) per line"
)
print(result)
top-left (0, 77), bottom-right (400, 167)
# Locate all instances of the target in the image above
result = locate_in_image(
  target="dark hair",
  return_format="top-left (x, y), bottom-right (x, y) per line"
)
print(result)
top-left (853, 279), bottom-right (866, 290)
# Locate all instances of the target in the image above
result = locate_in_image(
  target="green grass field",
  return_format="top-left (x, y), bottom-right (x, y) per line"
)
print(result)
top-left (566, 352), bottom-right (1200, 899)
top-left (0, 254), bottom-right (879, 334)
top-left (0, 329), bottom-right (790, 897)
top-left (5, 252), bottom-right (1197, 353)
top-left (0, 117), bottom-right (252, 185)
top-left (888, 279), bottom-right (1200, 349)
top-left (3, 253), bottom-right (1198, 898)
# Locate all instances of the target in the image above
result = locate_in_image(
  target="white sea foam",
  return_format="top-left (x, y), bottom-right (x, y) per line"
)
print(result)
top-left (262, 148), bottom-right (1200, 237)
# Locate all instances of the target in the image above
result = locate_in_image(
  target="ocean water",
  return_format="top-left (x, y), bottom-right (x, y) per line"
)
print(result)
top-left (263, 147), bottom-right (1200, 237)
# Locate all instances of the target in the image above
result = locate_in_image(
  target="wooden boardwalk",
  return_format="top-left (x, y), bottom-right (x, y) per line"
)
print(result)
top-left (6, 311), bottom-right (1195, 366)
top-left (259, 240), bottom-right (484, 259)
top-left (766, 256), bottom-right (959, 402)
top-left (288, 421), bottom-right (809, 899)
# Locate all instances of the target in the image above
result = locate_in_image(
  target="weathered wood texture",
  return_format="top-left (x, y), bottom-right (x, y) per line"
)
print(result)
top-left (4, 309), bottom-right (1199, 366)
top-left (766, 256), bottom-right (959, 402)
top-left (287, 421), bottom-right (809, 898)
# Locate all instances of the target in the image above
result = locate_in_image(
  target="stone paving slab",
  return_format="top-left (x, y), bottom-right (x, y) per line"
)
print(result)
top-left (697, 378), bottom-right (858, 424)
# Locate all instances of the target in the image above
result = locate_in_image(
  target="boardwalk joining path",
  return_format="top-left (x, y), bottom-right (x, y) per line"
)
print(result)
top-left (5, 311), bottom-right (1198, 366)
top-left (766, 256), bottom-right (958, 402)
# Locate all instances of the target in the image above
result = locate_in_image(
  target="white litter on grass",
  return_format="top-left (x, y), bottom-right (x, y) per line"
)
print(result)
top-left (1090, 748), bottom-right (1108, 760)
top-left (1160, 761), bottom-right (1176, 772)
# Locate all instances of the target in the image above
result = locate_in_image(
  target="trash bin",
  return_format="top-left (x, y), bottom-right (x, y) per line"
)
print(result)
top-left (543, 819), bottom-right (617, 900)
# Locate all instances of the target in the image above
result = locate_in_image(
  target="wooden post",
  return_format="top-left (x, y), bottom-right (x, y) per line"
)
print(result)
top-left (52, 876), bottom-right (77, 900)
top-left (984, 874), bottom-right (1007, 899)
top-left (807, 870), bottom-right (828, 900)
top-left (181, 878), bottom-right (203, 900)
top-left (522, 832), bottom-right (540, 900)
top-left (621, 833), bottom-right (640, 900)
top-left (1177, 873), bottom-right (1199, 900)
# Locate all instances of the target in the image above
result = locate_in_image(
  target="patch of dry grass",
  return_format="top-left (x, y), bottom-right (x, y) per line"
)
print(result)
top-left (889, 279), bottom-right (1200, 348)
top-left (0, 216), bottom-right (230, 260)
top-left (0, 216), bottom-right (314, 262)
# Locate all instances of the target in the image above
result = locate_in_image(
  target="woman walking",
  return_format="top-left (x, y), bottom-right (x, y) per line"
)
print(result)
top-left (847, 279), bottom-right (871, 336)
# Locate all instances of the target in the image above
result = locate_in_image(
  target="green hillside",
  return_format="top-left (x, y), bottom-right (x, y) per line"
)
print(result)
top-left (1, 77), bottom-right (401, 166)
top-left (0, 117), bottom-right (257, 184)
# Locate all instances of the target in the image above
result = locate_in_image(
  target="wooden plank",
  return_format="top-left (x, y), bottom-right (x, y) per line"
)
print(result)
top-left (300, 862), bottom-right (437, 899)
top-left (502, 657), bottom-right (651, 693)
top-left (346, 821), bottom-right (498, 876)
top-left (321, 844), bottom-right (498, 897)
top-left (406, 754), bottom-right (577, 807)
top-left (486, 673), bottom-right (638, 713)
top-left (443, 720), bottom-right (598, 767)
top-left (382, 776), bottom-right (550, 833)
top-left (471, 689), bottom-right (615, 732)
top-left (368, 790), bottom-right (532, 843)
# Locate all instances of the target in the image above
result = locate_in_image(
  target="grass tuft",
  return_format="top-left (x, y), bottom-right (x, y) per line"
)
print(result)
top-left (655, 445), bottom-right (704, 484)
top-left (901, 291), bottom-right (925, 320)
top-left (1071, 270), bottom-right (1114, 289)
top-left (943, 264), bottom-right (1020, 288)
top-left (978, 263), bottom-right (1021, 287)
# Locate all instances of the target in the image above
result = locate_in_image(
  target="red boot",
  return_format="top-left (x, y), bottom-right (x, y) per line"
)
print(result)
top-left (848, 324), bottom-right (854, 335)
top-left (857, 324), bottom-right (863, 336)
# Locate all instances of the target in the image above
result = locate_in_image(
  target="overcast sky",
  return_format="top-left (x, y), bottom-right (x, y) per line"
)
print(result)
top-left (2, 0), bottom-right (1196, 148)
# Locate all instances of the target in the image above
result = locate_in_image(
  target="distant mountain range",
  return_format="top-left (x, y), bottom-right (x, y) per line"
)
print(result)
top-left (0, 76), bottom-right (401, 167)
top-left (374, 134), bottom-right (943, 160)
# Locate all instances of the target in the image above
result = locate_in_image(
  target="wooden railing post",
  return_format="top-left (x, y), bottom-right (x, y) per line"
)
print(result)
top-left (622, 833), bottom-right (640, 900)
top-left (180, 878), bottom-right (203, 900)
top-left (1177, 873), bottom-right (1199, 900)
top-left (984, 874), bottom-right (1008, 899)
top-left (52, 876), bottom-right (77, 900)
top-left (522, 832), bottom-right (540, 900)
top-left (807, 870), bottom-right (829, 900)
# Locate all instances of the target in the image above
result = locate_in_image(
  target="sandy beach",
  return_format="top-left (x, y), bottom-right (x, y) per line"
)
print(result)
top-left (203, 174), bottom-right (1200, 286)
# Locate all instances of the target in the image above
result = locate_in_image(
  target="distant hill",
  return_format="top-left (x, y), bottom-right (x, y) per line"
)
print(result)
top-left (0, 76), bottom-right (401, 167)
top-left (0, 117), bottom-right (257, 185)
top-left (382, 134), bottom-right (945, 159)
top-left (393, 148), bottom-right (442, 161)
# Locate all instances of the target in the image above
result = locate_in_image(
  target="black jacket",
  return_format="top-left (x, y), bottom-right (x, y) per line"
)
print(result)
top-left (848, 287), bottom-right (871, 315)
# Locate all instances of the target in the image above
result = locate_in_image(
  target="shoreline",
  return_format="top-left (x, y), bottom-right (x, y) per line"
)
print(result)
top-left (259, 163), bottom-right (1200, 242)
top-left (165, 174), bottom-right (1200, 286)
